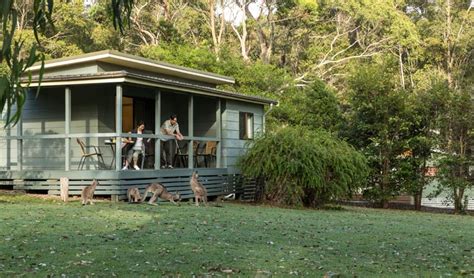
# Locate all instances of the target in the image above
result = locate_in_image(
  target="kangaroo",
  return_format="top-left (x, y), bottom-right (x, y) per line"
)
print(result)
top-left (190, 171), bottom-right (207, 206)
top-left (142, 183), bottom-right (181, 206)
top-left (127, 187), bottom-right (142, 203)
top-left (81, 179), bottom-right (98, 206)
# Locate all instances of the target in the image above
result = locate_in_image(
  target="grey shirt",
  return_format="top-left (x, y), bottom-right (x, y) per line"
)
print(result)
top-left (160, 120), bottom-right (180, 140)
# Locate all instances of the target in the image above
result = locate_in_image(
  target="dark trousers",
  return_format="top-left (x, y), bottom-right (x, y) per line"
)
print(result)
top-left (161, 140), bottom-right (176, 167)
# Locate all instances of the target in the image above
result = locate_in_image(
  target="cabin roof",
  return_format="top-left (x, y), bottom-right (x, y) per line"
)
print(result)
top-left (27, 50), bottom-right (235, 85)
top-left (24, 71), bottom-right (278, 105)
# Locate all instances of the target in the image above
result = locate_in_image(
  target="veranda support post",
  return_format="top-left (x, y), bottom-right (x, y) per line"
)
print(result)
top-left (115, 84), bottom-right (123, 171)
top-left (16, 113), bottom-right (22, 171)
top-left (65, 87), bottom-right (71, 171)
top-left (155, 90), bottom-right (161, 169)
top-left (216, 99), bottom-right (221, 168)
top-left (188, 95), bottom-right (194, 168)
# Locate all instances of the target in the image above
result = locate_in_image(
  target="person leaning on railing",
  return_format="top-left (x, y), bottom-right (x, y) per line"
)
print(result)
top-left (160, 114), bottom-right (184, 168)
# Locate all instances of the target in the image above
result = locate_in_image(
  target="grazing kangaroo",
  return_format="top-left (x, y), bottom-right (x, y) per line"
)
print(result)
top-left (127, 187), bottom-right (142, 203)
top-left (190, 171), bottom-right (207, 206)
top-left (142, 183), bottom-right (180, 206)
top-left (81, 179), bottom-right (98, 206)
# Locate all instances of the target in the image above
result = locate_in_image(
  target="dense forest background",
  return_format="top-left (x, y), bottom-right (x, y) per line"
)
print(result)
top-left (2, 0), bottom-right (473, 212)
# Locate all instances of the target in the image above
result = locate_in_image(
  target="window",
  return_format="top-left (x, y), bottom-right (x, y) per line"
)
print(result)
top-left (239, 112), bottom-right (254, 139)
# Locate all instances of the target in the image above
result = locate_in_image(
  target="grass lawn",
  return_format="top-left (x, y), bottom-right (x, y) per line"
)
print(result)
top-left (0, 193), bottom-right (473, 277)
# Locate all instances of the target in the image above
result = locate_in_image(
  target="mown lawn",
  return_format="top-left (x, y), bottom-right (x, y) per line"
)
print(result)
top-left (0, 193), bottom-right (473, 277)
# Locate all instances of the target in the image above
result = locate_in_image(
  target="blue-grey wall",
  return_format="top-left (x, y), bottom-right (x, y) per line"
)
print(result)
top-left (0, 86), bottom-right (116, 170)
top-left (221, 100), bottom-right (264, 173)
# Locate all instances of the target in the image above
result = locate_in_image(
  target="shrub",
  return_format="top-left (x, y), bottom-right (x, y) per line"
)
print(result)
top-left (238, 126), bottom-right (368, 207)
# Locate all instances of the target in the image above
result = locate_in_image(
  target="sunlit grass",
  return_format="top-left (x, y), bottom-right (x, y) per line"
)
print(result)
top-left (0, 192), bottom-right (472, 277)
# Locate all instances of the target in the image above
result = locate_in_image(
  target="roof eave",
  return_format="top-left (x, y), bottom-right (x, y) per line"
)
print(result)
top-left (27, 50), bottom-right (235, 85)
top-left (20, 72), bottom-right (277, 106)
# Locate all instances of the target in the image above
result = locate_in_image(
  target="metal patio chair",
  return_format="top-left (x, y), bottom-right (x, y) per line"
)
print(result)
top-left (76, 138), bottom-right (106, 170)
top-left (173, 140), bottom-right (189, 168)
top-left (194, 141), bottom-right (208, 168)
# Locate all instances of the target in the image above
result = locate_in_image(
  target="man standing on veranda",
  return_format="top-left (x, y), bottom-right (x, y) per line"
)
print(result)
top-left (160, 114), bottom-right (184, 168)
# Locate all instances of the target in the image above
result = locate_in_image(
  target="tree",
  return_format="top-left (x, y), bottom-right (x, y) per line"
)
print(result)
top-left (238, 126), bottom-right (368, 207)
top-left (396, 85), bottom-right (442, 210)
top-left (344, 61), bottom-right (412, 207)
top-left (192, 0), bottom-right (227, 60)
top-left (405, 0), bottom-right (473, 213)
top-left (285, 0), bottom-right (418, 87)
top-left (230, 0), bottom-right (251, 62)
top-left (0, 0), bottom-right (134, 127)
top-left (434, 89), bottom-right (473, 213)
top-left (271, 79), bottom-right (343, 133)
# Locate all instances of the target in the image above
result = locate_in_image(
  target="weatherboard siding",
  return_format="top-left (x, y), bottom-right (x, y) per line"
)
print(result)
top-left (221, 100), bottom-right (264, 173)
top-left (15, 87), bottom-right (109, 170)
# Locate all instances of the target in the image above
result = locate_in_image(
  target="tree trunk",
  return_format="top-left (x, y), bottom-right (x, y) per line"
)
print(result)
top-left (381, 151), bottom-right (390, 209)
top-left (209, 0), bottom-right (225, 60)
top-left (398, 44), bottom-right (405, 89)
top-left (445, 0), bottom-right (454, 89)
top-left (414, 192), bottom-right (422, 210)
top-left (453, 187), bottom-right (465, 214)
top-left (231, 1), bottom-right (250, 62)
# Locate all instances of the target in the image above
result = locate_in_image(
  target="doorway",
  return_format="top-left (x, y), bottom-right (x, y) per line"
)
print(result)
top-left (122, 96), bottom-right (155, 133)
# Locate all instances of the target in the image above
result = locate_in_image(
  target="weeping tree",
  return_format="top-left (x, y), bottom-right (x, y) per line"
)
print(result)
top-left (0, 0), bottom-right (134, 127)
top-left (238, 126), bottom-right (368, 207)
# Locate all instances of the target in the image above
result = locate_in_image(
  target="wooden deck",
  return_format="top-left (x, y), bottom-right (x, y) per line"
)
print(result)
top-left (0, 168), bottom-right (254, 200)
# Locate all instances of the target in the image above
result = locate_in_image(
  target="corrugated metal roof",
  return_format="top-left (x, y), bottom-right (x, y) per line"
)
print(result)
top-left (27, 50), bottom-right (235, 85)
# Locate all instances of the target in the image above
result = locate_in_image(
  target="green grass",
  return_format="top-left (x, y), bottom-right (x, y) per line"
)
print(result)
top-left (0, 193), bottom-right (473, 277)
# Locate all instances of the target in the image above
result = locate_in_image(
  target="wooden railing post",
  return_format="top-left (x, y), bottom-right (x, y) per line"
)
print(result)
top-left (155, 90), bottom-right (161, 169)
top-left (65, 87), bottom-right (71, 171)
top-left (60, 177), bottom-right (69, 202)
top-left (188, 95), bottom-right (194, 168)
top-left (115, 84), bottom-right (123, 171)
top-left (216, 99), bottom-right (222, 168)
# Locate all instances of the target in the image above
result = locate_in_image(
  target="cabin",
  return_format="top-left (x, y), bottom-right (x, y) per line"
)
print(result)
top-left (0, 50), bottom-right (276, 200)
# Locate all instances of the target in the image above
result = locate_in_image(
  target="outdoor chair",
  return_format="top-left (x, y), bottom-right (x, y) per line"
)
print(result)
top-left (143, 139), bottom-right (155, 169)
top-left (173, 140), bottom-right (188, 168)
top-left (194, 141), bottom-right (208, 168)
top-left (205, 141), bottom-right (217, 168)
top-left (76, 138), bottom-right (106, 170)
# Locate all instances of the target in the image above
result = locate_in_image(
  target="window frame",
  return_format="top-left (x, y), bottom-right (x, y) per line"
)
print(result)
top-left (239, 112), bottom-right (254, 140)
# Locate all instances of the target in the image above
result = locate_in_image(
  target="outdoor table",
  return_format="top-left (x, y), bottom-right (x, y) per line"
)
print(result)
top-left (104, 139), bottom-right (116, 169)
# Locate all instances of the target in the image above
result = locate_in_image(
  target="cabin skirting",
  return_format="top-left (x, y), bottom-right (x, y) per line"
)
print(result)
top-left (0, 168), bottom-right (257, 201)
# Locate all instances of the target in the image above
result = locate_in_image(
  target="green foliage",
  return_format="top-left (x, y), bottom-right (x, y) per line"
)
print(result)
top-left (226, 60), bottom-right (293, 99)
top-left (140, 44), bottom-right (292, 102)
top-left (435, 155), bottom-right (473, 213)
top-left (432, 90), bottom-right (474, 213)
top-left (271, 80), bottom-right (343, 133)
top-left (238, 126), bottom-right (368, 207)
top-left (51, 1), bottom-right (94, 52)
top-left (0, 0), bottom-right (471, 212)
top-left (15, 30), bottom-right (83, 59)
top-left (0, 0), bottom-right (52, 127)
top-left (0, 0), bottom-right (133, 126)
top-left (394, 80), bottom-right (446, 208)
top-left (140, 44), bottom-right (217, 72)
top-left (344, 61), bottom-right (412, 205)
top-left (110, 0), bottom-right (133, 34)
